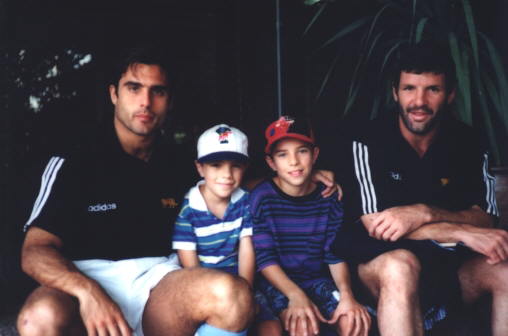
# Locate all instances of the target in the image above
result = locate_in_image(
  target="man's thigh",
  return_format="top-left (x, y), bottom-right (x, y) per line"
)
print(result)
top-left (458, 255), bottom-right (508, 303)
top-left (17, 286), bottom-right (85, 335)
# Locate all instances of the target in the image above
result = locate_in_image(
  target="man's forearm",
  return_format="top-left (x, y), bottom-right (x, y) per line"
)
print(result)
top-left (22, 244), bottom-right (101, 301)
top-left (406, 206), bottom-right (494, 241)
top-left (425, 205), bottom-right (494, 228)
top-left (405, 222), bottom-right (467, 242)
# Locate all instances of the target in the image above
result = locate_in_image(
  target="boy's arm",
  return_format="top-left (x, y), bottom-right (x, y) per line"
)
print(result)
top-left (177, 249), bottom-right (200, 268)
top-left (328, 262), bottom-right (371, 334)
top-left (261, 264), bottom-right (326, 336)
top-left (172, 198), bottom-right (200, 267)
top-left (238, 236), bottom-right (255, 287)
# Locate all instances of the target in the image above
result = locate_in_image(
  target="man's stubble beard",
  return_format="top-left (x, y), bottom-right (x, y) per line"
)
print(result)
top-left (398, 102), bottom-right (449, 136)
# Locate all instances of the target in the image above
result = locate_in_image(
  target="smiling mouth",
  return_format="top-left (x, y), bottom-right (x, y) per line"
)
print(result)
top-left (288, 170), bottom-right (303, 177)
top-left (409, 111), bottom-right (431, 121)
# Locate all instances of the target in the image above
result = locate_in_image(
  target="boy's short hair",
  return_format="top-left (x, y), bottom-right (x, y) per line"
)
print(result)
top-left (264, 116), bottom-right (315, 154)
top-left (197, 124), bottom-right (249, 163)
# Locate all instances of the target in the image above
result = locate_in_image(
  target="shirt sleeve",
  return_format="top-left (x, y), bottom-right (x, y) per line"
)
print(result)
top-left (23, 156), bottom-right (77, 239)
top-left (466, 150), bottom-right (499, 217)
top-left (336, 140), bottom-right (382, 225)
top-left (172, 198), bottom-right (197, 250)
top-left (250, 198), bottom-right (279, 272)
top-left (240, 203), bottom-right (253, 238)
top-left (324, 199), bottom-right (344, 264)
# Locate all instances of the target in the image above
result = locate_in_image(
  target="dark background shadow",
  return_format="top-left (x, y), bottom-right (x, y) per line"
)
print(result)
top-left (1, 0), bottom-right (507, 314)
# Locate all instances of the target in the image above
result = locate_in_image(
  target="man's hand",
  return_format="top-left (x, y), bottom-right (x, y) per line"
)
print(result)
top-left (78, 284), bottom-right (132, 336)
top-left (363, 204), bottom-right (430, 241)
top-left (311, 170), bottom-right (343, 200)
top-left (328, 297), bottom-right (371, 336)
top-left (459, 226), bottom-right (508, 264)
top-left (281, 291), bottom-right (327, 336)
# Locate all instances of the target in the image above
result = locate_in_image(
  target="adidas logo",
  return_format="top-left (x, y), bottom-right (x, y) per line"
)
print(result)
top-left (88, 203), bottom-right (117, 212)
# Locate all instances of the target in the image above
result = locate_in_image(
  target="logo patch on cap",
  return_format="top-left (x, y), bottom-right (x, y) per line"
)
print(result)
top-left (216, 126), bottom-right (232, 144)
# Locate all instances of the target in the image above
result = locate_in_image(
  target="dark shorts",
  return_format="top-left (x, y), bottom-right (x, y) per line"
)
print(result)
top-left (256, 276), bottom-right (342, 319)
top-left (254, 289), bottom-right (279, 322)
top-left (333, 223), bottom-right (469, 329)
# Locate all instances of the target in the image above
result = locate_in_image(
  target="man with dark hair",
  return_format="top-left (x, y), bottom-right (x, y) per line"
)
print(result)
top-left (16, 47), bottom-right (254, 336)
top-left (331, 42), bottom-right (508, 335)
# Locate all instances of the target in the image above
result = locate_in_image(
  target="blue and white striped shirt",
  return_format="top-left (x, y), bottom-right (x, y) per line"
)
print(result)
top-left (172, 181), bottom-right (252, 273)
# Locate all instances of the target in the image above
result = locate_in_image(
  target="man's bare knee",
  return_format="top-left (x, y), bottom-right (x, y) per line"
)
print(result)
top-left (376, 249), bottom-right (420, 281)
top-left (206, 271), bottom-right (254, 330)
top-left (460, 257), bottom-right (508, 303)
top-left (17, 287), bottom-right (81, 336)
top-left (360, 249), bottom-right (421, 297)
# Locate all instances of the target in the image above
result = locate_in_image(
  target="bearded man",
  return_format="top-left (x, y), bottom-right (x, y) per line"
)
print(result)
top-left (331, 42), bottom-right (508, 336)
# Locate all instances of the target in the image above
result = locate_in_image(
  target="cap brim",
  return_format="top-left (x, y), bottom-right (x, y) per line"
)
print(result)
top-left (265, 134), bottom-right (315, 154)
top-left (197, 152), bottom-right (249, 163)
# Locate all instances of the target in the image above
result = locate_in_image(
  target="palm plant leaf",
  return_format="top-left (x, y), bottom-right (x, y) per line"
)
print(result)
top-left (462, 0), bottom-right (479, 68)
top-left (414, 17), bottom-right (429, 43)
top-left (318, 17), bottom-right (370, 51)
top-left (479, 32), bottom-right (508, 130)
top-left (448, 32), bottom-right (472, 125)
top-left (303, 2), bottom-right (328, 36)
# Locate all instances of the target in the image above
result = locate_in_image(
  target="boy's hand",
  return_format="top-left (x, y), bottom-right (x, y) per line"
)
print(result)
top-left (311, 170), bottom-right (343, 200)
top-left (282, 291), bottom-right (327, 336)
top-left (328, 298), bottom-right (371, 336)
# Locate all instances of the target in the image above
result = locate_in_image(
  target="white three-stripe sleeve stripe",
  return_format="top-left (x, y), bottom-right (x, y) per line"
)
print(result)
top-left (24, 157), bottom-right (65, 231)
top-left (353, 142), bottom-right (369, 213)
top-left (353, 141), bottom-right (378, 214)
top-left (482, 153), bottom-right (498, 216)
top-left (31, 157), bottom-right (59, 215)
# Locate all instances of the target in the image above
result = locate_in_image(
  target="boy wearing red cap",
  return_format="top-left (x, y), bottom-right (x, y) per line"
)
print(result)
top-left (250, 116), bottom-right (371, 336)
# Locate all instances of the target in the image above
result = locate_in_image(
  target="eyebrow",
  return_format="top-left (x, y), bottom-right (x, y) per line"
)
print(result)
top-left (123, 81), bottom-right (142, 87)
top-left (123, 81), bottom-right (167, 89)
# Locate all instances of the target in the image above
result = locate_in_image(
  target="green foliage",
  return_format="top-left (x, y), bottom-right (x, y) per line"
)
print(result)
top-left (304, 0), bottom-right (508, 165)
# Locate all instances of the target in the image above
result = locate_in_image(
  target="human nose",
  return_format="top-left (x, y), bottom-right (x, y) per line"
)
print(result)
top-left (221, 165), bottom-right (233, 179)
top-left (288, 152), bottom-right (299, 166)
top-left (139, 89), bottom-right (151, 108)
top-left (414, 88), bottom-right (426, 106)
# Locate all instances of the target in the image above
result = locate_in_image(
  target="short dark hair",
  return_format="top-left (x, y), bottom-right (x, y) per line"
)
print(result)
top-left (110, 45), bottom-right (174, 89)
top-left (392, 42), bottom-right (456, 93)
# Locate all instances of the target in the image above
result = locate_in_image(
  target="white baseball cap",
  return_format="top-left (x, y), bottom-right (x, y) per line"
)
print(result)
top-left (197, 124), bottom-right (249, 163)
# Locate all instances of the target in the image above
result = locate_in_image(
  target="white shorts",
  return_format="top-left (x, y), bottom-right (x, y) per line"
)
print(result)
top-left (74, 254), bottom-right (181, 336)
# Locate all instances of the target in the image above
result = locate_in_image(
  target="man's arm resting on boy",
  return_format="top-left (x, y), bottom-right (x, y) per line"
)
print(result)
top-left (21, 227), bottom-right (132, 336)
top-left (238, 236), bottom-right (255, 287)
top-left (328, 262), bottom-right (371, 336)
top-left (261, 264), bottom-right (326, 336)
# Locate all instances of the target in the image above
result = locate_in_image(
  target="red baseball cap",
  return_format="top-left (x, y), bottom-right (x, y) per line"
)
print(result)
top-left (264, 116), bottom-right (315, 154)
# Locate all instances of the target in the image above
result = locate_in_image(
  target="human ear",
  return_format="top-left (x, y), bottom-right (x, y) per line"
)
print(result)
top-left (312, 147), bottom-right (320, 164)
top-left (447, 89), bottom-right (456, 104)
top-left (392, 86), bottom-right (399, 102)
top-left (195, 161), bottom-right (205, 178)
top-left (265, 155), bottom-right (277, 172)
top-left (109, 85), bottom-right (118, 105)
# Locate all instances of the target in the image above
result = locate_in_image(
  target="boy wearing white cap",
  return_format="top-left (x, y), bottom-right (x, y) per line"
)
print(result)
top-left (172, 124), bottom-right (280, 335)
top-left (172, 124), bottom-right (253, 280)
